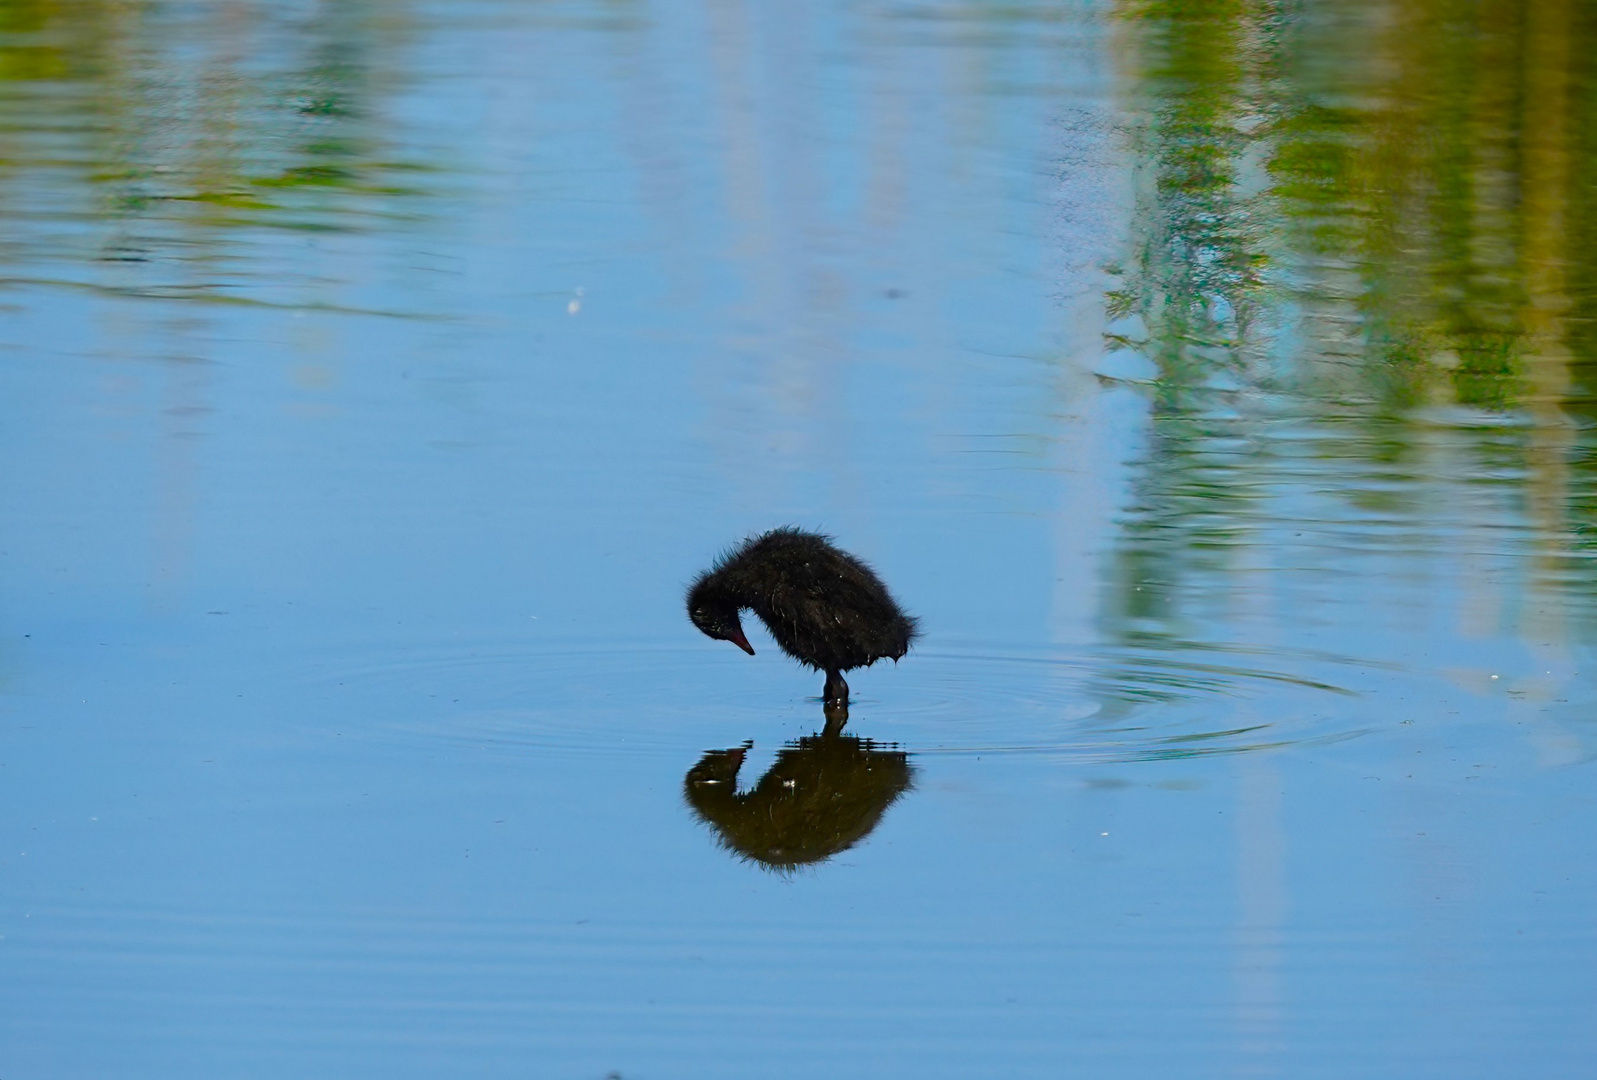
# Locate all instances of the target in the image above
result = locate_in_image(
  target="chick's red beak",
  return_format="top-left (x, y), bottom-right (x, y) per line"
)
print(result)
top-left (727, 626), bottom-right (755, 656)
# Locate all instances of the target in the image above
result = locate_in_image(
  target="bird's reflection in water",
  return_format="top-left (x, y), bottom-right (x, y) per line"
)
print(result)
top-left (684, 702), bottom-right (915, 871)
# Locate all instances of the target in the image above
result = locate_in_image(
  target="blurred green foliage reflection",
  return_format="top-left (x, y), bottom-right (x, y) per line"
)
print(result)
top-left (0, 0), bottom-right (425, 303)
top-left (1102, 0), bottom-right (1597, 650)
top-left (1112, 0), bottom-right (1597, 413)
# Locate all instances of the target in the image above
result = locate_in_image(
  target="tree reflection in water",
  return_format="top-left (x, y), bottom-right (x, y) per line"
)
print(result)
top-left (684, 703), bottom-right (915, 872)
top-left (1099, 0), bottom-right (1597, 659)
top-left (0, 0), bottom-right (429, 302)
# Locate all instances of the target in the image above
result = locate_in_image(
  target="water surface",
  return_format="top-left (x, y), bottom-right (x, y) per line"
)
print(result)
top-left (2, 0), bottom-right (1595, 1076)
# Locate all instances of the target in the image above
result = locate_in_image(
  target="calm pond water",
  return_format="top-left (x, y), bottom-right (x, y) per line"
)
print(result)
top-left (3, 0), bottom-right (1595, 1076)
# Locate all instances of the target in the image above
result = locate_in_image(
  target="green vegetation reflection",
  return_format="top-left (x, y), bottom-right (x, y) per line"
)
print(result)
top-left (0, 0), bottom-right (429, 296)
top-left (1102, 0), bottom-right (1597, 648)
top-left (1111, 0), bottom-right (1597, 411)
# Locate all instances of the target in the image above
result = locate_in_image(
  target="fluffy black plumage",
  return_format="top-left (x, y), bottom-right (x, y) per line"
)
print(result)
top-left (686, 527), bottom-right (919, 703)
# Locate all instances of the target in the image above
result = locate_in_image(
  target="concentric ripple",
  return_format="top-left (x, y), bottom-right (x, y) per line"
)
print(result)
top-left (295, 632), bottom-right (1382, 765)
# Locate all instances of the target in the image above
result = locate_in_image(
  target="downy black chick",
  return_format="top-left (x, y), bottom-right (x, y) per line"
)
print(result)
top-left (687, 527), bottom-right (918, 704)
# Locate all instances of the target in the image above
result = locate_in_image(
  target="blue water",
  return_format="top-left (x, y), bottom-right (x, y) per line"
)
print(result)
top-left (2, 0), bottom-right (1594, 1076)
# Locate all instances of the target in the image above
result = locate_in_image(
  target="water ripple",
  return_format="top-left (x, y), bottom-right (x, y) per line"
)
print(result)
top-left (299, 635), bottom-right (1377, 764)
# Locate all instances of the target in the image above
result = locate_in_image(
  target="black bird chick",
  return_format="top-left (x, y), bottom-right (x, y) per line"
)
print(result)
top-left (687, 527), bottom-right (918, 704)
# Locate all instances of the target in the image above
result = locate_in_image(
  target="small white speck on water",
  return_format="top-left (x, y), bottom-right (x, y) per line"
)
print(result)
top-left (1490, 674), bottom-right (1499, 680)
top-left (1100, 832), bottom-right (1109, 837)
